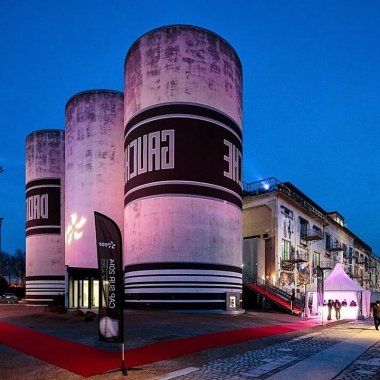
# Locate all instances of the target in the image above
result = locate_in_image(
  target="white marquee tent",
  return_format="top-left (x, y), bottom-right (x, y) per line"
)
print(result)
top-left (306, 263), bottom-right (371, 319)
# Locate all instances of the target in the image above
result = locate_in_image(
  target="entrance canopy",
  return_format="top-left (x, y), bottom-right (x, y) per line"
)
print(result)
top-left (307, 263), bottom-right (371, 319)
top-left (324, 263), bottom-right (364, 292)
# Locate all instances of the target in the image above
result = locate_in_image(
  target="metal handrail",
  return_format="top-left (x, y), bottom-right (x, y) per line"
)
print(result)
top-left (243, 273), bottom-right (305, 310)
top-left (301, 228), bottom-right (323, 240)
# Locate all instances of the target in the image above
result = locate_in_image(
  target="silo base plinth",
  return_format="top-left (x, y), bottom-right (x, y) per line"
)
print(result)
top-left (124, 262), bottom-right (243, 311)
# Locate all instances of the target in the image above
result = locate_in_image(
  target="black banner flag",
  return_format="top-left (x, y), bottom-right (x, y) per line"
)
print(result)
top-left (94, 211), bottom-right (124, 343)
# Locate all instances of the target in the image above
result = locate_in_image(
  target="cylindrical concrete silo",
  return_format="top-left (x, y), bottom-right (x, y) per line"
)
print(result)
top-left (124, 25), bottom-right (243, 310)
top-left (65, 90), bottom-right (124, 309)
top-left (25, 129), bottom-right (65, 305)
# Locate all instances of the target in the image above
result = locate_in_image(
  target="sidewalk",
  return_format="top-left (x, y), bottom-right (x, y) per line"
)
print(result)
top-left (267, 322), bottom-right (379, 380)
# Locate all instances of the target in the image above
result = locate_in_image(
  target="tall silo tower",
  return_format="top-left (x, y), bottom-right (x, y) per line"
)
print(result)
top-left (124, 25), bottom-right (243, 310)
top-left (65, 90), bottom-right (124, 309)
top-left (25, 130), bottom-right (65, 305)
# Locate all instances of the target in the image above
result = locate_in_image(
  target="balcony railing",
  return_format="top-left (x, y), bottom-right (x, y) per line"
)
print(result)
top-left (319, 259), bottom-right (334, 269)
top-left (344, 264), bottom-right (352, 274)
top-left (301, 228), bottom-right (323, 242)
top-left (243, 178), bottom-right (326, 223)
top-left (357, 260), bottom-right (368, 267)
top-left (282, 251), bottom-right (309, 266)
top-left (326, 242), bottom-right (344, 252)
top-left (281, 260), bottom-right (294, 271)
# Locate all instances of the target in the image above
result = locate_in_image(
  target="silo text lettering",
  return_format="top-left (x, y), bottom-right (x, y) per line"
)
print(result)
top-left (26, 194), bottom-right (49, 221)
top-left (223, 139), bottom-right (242, 186)
top-left (125, 129), bottom-right (175, 182)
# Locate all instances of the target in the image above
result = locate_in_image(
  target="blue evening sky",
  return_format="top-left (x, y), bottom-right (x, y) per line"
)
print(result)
top-left (0, 1), bottom-right (379, 255)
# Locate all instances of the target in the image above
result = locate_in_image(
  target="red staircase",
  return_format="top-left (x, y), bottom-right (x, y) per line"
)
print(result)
top-left (245, 281), bottom-right (303, 316)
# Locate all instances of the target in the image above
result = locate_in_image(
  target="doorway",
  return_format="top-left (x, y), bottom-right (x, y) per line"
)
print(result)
top-left (68, 268), bottom-right (99, 309)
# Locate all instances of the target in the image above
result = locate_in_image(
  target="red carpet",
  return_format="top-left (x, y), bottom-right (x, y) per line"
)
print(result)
top-left (0, 320), bottom-right (316, 377)
top-left (0, 322), bottom-right (118, 377)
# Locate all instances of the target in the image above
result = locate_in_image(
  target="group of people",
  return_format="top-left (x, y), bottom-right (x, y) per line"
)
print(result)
top-left (320, 298), bottom-right (380, 329)
top-left (324, 299), bottom-right (356, 320)
top-left (326, 299), bottom-right (342, 320)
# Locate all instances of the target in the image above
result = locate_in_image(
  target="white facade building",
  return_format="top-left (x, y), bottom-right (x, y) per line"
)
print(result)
top-left (243, 178), bottom-right (380, 298)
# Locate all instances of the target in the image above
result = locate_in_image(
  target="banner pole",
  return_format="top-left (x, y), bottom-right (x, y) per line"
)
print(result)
top-left (121, 342), bottom-right (127, 375)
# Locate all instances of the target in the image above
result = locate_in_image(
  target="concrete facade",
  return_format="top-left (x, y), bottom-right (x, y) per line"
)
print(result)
top-left (64, 90), bottom-right (124, 309)
top-left (25, 130), bottom-right (65, 305)
top-left (64, 90), bottom-right (124, 269)
top-left (123, 25), bottom-right (243, 309)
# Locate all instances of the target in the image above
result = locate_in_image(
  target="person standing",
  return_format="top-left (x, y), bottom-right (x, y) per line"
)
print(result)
top-left (327, 300), bottom-right (333, 320)
top-left (373, 300), bottom-right (380, 330)
top-left (334, 299), bottom-right (341, 320)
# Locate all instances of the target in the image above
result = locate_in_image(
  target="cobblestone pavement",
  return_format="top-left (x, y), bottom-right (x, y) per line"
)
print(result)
top-left (171, 320), bottom-right (380, 380)
top-left (334, 338), bottom-right (380, 380)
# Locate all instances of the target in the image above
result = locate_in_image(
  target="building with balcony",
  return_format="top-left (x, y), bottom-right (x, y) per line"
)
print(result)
top-left (242, 178), bottom-right (380, 300)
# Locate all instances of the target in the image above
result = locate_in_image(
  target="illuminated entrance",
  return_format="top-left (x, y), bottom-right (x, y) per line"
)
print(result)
top-left (68, 268), bottom-right (99, 309)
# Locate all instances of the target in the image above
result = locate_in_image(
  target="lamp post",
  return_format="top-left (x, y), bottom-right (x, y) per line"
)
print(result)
top-left (316, 266), bottom-right (325, 325)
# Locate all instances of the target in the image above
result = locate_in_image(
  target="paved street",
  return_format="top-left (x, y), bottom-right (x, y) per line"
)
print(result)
top-left (169, 319), bottom-right (380, 380)
top-left (0, 304), bottom-right (379, 380)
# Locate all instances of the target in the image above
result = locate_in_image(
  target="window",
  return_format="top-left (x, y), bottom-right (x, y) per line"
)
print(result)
top-left (313, 225), bottom-right (322, 238)
top-left (325, 233), bottom-right (331, 250)
top-left (299, 217), bottom-right (309, 239)
top-left (313, 251), bottom-right (320, 268)
top-left (282, 239), bottom-right (292, 261)
top-left (281, 205), bottom-right (293, 218)
top-left (342, 244), bottom-right (348, 257)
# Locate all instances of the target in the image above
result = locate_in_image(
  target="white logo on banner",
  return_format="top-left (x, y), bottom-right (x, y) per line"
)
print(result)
top-left (98, 241), bottom-right (116, 250)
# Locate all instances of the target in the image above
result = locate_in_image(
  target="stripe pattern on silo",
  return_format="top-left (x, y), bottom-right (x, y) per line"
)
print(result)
top-left (124, 262), bottom-right (242, 309)
top-left (25, 275), bottom-right (65, 305)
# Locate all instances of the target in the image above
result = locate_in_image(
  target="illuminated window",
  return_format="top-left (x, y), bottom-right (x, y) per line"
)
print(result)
top-left (313, 251), bottom-right (320, 268)
top-left (282, 240), bottom-right (292, 261)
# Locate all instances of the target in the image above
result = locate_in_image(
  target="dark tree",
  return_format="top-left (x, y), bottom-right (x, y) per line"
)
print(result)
top-left (13, 249), bottom-right (26, 284)
top-left (0, 276), bottom-right (8, 294)
top-left (0, 251), bottom-right (10, 278)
